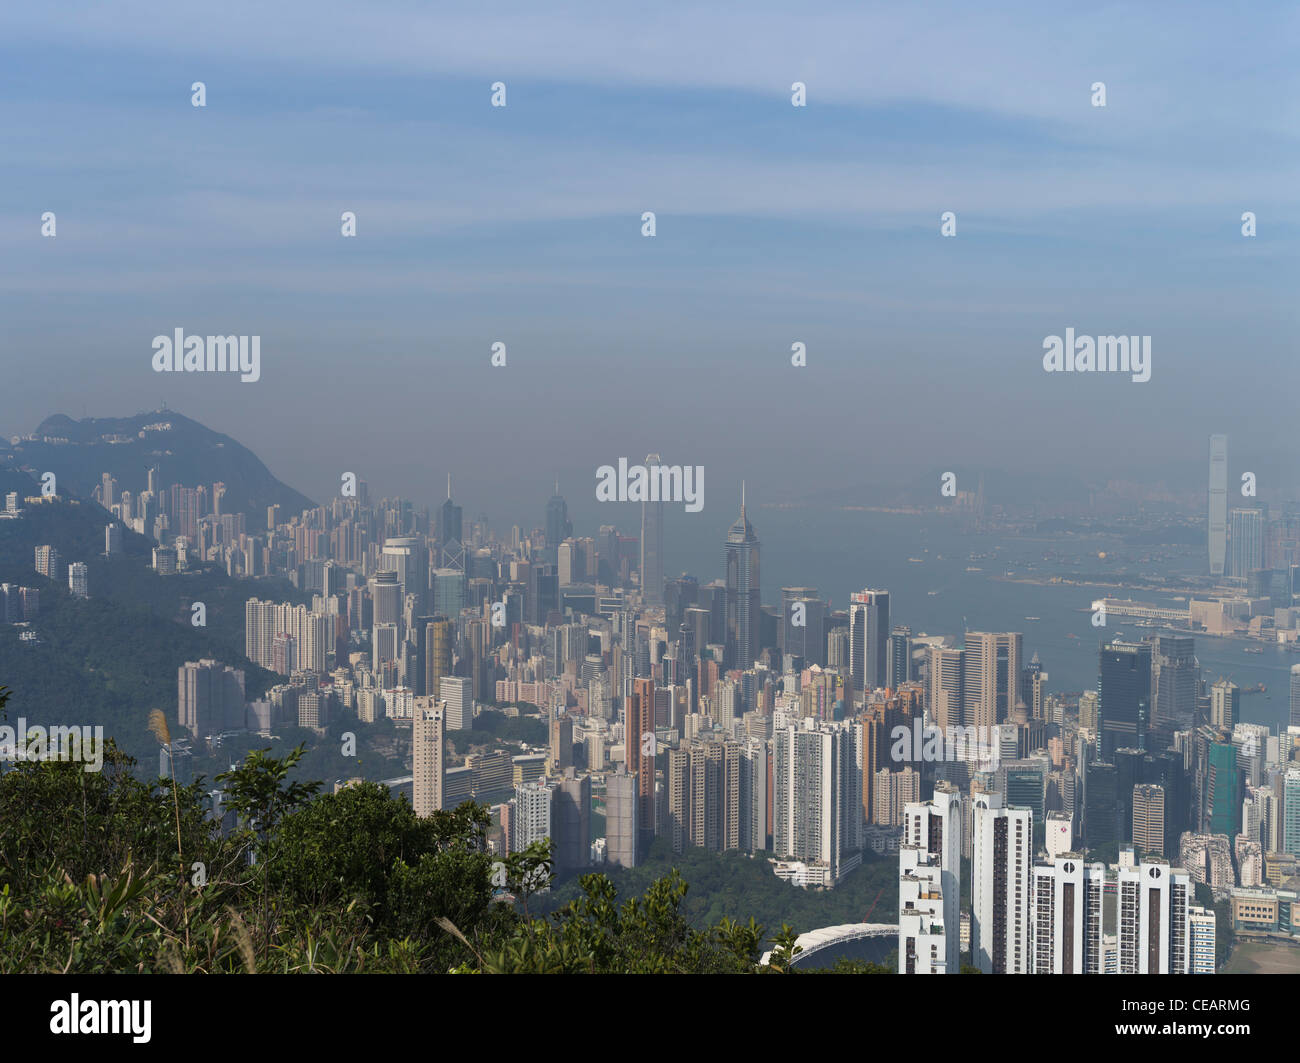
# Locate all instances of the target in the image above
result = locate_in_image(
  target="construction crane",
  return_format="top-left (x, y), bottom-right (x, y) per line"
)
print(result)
top-left (863, 886), bottom-right (884, 922)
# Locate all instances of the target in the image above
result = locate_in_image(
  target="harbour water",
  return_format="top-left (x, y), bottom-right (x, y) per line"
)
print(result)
top-left (667, 506), bottom-right (1293, 734)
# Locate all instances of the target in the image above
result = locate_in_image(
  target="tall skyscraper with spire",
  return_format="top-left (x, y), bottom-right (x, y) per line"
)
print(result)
top-left (440, 475), bottom-right (463, 569)
top-left (640, 453), bottom-right (664, 606)
top-left (545, 481), bottom-right (571, 557)
top-left (725, 484), bottom-right (760, 670)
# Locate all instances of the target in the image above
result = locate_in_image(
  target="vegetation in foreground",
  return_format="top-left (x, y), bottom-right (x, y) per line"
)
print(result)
top-left (1, 684), bottom-right (898, 974)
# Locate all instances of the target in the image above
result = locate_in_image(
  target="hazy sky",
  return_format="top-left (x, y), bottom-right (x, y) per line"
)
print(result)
top-left (1, 1), bottom-right (1297, 520)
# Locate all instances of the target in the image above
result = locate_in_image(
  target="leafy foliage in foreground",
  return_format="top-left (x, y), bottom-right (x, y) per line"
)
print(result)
top-left (0, 687), bottom-right (813, 973)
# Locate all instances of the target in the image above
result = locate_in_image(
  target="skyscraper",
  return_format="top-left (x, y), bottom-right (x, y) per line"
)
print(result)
top-left (1132, 784), bottom-right (1167, 857)
top-left (1229, 507), bottom-right (1265, 581)
top-left (640, 454), bottom-right (664, 607)
top-left (971, 793), bottom-right (1032, 974)
top-left (1291, 664), bottom-right (1300, 730)
top-left (849, 589), bottom-right (890, 695)
top-left (440, 475), bottom-right (464, 569)
top-left (724, 491), bottom-right (760, 670)
top-left (1098, 640), bottom-right (1152, 759)
top-left (1031, 856), bottom-right (1106, 974)
top-left (412, 698), bottom-right (445, 817)
top-left (1152, 636), bottom-right (1197, 738)
top-left (902, 785), bottom-right (962, 973)
top-left (423, 616), bottom-right (453, 703)
top-left (1210, 678), bottom-right (1239, 730)
top-left (1116, 862), bottom-right (1193, 974)
top-left (605, 772), bottom-right (639, 869)
top-left (781, 587), bottom-right (825, 666)
top-left (887, 625), bottom-right (914, 691)
top-left (1208, 434), bottom-right (1227, 577)
top-left (625, 678), bottom-right (657, 855)
top-left (965, 631), bottom-right (1023, 729)
top-left (544, 483), bottom-right (571, 555)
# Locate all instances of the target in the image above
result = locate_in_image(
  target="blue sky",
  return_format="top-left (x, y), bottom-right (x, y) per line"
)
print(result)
top-left (1, 1), bottom-right (1296, 519)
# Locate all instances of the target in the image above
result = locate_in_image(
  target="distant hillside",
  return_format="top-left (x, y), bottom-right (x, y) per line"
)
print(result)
top-left (0, 468), bottom-right (301, 768)
top-left (2, 410), bottom-right (314, 519)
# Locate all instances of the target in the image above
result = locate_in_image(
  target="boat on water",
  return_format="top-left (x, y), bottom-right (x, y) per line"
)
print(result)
top-left (1066, 633), bottom-right (1080, 639)
top-left (927, 590), bottom-right (940, 596)
top-left (907, 558), bottom-right (924, 563)
top-left (965, 566), bottom-right (982, 572)
top-left (1024, 617), bottom-right (1041, 621)
top-left (1244, 647), bottom-right (1264, 654)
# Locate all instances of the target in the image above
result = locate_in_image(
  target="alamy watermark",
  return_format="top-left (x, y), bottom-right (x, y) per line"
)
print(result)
top-left (890, 720), bottom-right (1002, 770)
top-left (151, 328), bottom-right (261, 382)
top-left (0, 719), bottom-right (104, 772)
top-left (596, 459), bottom-right (703, 512)
top-left (1042, 329), bottom-right (1150, 382)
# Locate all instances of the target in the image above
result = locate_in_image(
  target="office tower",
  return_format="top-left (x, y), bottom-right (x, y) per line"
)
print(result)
top-left (553, 770), bottom-right (591, 873)
top-left (512, 779), bottom-right (553, 852)
top-left (1078, 689), bottom-right (1099, 733)
top-left (423, 616), bottom-right (453, 702)
top-left (1116, 862), bottom-right (1193, 973)
top-left (1031, 856), bottom-right (1106, 973)
top-left (849, 590), bottom-right (890, 694)
top-left (898, 847), bottom-right (949, 974)
top-left (625, 678), bottom-right (656, 854)
top-left (412, 699), bottom-right (446, 816)
top-left (425, 563), bottom-right (461, 616)
top-left (965, 631), bottom-right (1023, 728)
top-left (380, 537), bottom-right (427, 614)
top-left (1210, 679), bottom-right (1238, 730)
top-left (1229, 508), bottom-right (1265, 579)
top-left (550, 713), bottom-right (573, 773)
top-left (902, 786), bottom-right (962, 973)
top-left (971, 793), bottom-right (1032, 974)
top-left (177, 659), bottom-right (246, 739)
top-left (369, 569), bottom-right (402, 636)
top-left (1188, 906), bottom-right (1217, 974)
top-left (1098, 640), bottom-right (1151, 759)
top-left (781, 587), bottom-right (825, 666)
top-left (1020, 652), bottom-right (1048, 722)
top-left (640, 454), bottom-right (665, 607)
top-left (1205, 738), bottom-right (1240, 837)
top-left (440, 675), bottom-right (473, 731)
top-left (439, 476), bottom-right (463, 569)
top-left (1208, 434), bottom-right (1227, 576)
top-left (373, 622), bottom-right (399, 677)
top-left (1084, 760), bottom-right (1118, 850)
top-left (724, 492), bottom-right (760, 670)
top-left (33, 545), bottom-right (59, 579)
top-left (1132, 784), bottom-right (1166, 856)
top-left (1290, 664), bottom-right (1300, 729)
top-left (887, 625), bottom-right (914, 691)
top-left (605, 772), bottom-right (639, 869)
top-left (929, 646), bottom-right (965, 731)
top-left (1284, 769), bottom-right (1300, 858)
top-left (1152, 636), bottom-right (1197, 738)
top-left (66, 562), bottom-right (88, 599)
top-left (104, 523), bottom-right (122, 556)
top-left (544, 483), bottom-right (571, 554)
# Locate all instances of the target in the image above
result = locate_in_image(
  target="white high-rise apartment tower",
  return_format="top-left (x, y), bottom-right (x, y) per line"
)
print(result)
top-left (971, 793), bottom-right (1032, 973)
top-left (1116, 861), bottom-right (1193, 973)
top-left (902, 784), bottom-right (962, 973)
top-left (1031, 855), bottom-right (1106, 973)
